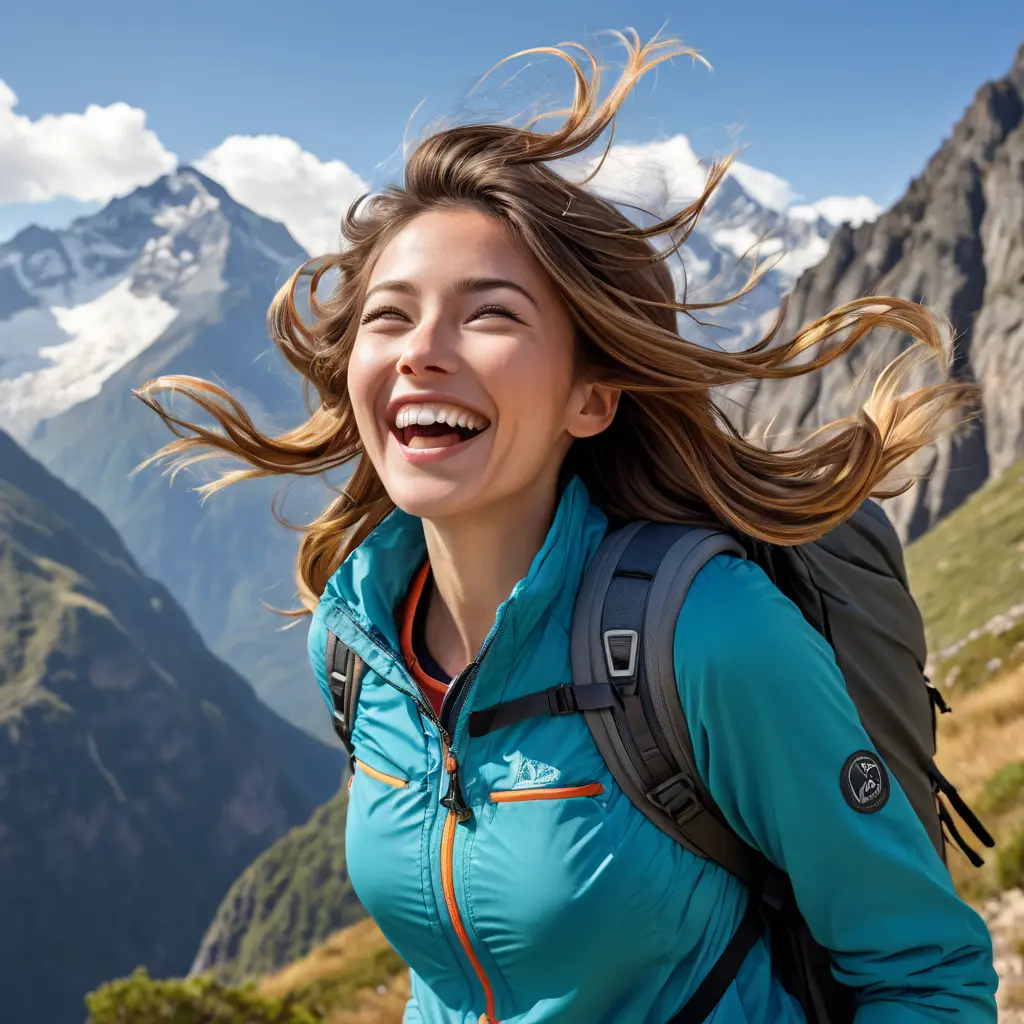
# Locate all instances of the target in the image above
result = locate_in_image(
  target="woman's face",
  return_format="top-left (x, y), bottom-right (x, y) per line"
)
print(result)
top-left (348, 208), bottom-right (618, 522)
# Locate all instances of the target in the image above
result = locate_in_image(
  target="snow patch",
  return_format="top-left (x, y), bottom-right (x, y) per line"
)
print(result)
top-left (0, 277), bottom-right (177, 439)
top-left (152, 190), bottom-right (220, 233)
top-left (728, 161), bottom-right (798, 213)
top-left (712, 226), bottom-right (784, 260)
top-left (771, 234), bottom-right (831, 279)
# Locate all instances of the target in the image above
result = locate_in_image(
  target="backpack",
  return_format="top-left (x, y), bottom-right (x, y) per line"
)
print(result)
top-left (324, 500), bottom-right (994, 1024)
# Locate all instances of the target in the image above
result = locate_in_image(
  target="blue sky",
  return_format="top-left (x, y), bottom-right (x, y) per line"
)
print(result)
top-left (0, 0), bottom-right (1020, 246)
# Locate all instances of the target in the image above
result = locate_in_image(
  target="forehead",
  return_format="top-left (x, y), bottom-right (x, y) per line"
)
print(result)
top-left (367, 208), bottom-right (545, 289)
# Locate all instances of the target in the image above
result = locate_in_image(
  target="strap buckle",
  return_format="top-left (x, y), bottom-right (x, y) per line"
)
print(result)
top-left (546, 685), bottom-right (578, 716)
top-left (650, 772), bottom-right (704, 826)
top-left (603, 628), bottom-right (639, 678)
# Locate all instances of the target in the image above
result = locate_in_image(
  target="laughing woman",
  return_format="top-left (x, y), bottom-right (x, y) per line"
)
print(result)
top-left (137, 32), bottom-right (997, 1024)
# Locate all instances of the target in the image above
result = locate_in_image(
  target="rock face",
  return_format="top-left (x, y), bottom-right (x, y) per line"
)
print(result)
top-left (0, 429), bottom-right (343, 1023)
top-left (734, 43), bottom-right (1024, 541)
top-left (0, 167), bottom-right (335, 741)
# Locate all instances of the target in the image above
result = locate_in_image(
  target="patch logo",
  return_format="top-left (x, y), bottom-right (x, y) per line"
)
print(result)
top-left (840, 750), bottom-right (890, 813)
top-left (504, 752), bottom-right (562, 789)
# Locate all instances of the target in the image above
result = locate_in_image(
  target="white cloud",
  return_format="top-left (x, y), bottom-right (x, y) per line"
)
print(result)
top-left (196, 135), bottom-right (368, 256)
top-left (567, 135), bottom-right (708, 214)
top-left (566, 134), bottom-right (877, 226)
top-left (0, 80), bottom-right (176, 205)
top-left (789, 195), bottom-right (882, 227)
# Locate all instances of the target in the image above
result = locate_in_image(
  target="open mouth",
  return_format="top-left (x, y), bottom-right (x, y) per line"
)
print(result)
top-left (391, 402), bottom-right (491, 451)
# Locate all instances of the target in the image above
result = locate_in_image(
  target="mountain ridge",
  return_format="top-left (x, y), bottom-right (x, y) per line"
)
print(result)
top-left (0, 427), bottom-right (343, 1023)
top-left (734, 41), bottom-right (1024, 540)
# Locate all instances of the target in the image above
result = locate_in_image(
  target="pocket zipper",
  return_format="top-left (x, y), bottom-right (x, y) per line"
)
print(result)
top-left (354, 759), bottom-right (409, 789)
top-left (490, 783), bottom-right (604, 803)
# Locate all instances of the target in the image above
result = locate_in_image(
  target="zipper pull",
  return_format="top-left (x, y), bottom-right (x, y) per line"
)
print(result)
top-left (442, 753), bottom-right (472, 822)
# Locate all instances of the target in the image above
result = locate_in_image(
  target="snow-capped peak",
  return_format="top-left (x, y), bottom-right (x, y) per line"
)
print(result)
top-left (0, 167), bottom-right (307, 442)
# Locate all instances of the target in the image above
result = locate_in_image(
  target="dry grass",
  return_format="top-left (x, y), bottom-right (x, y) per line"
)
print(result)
top-left (258, 917), bottom-right (406, 1024)
top-left (936, 662), bottom-right (1024, 894)
top-left (321, 975), bottom-right (408, 1024)
top-left (938, 664), bottom-right (1024, 791)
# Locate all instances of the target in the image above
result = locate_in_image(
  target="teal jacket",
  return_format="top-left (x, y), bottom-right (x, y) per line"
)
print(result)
top-left (307, 477), bottom-right (997, 1023)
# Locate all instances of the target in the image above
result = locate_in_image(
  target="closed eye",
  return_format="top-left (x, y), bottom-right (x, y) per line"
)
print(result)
top-left (469, 303), bottom-right (524, 323)
top-left (360, 303), bottom-right (525, 327)
top-left (360, 304), bottom-right (409, 326)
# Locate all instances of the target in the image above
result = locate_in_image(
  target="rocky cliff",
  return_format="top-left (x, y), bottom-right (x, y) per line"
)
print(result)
top-left (734, 43), bottom-right (1024, 540)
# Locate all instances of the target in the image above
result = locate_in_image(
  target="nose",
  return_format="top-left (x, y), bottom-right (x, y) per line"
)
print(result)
top-left (396, 315), bottom-right (459, 377)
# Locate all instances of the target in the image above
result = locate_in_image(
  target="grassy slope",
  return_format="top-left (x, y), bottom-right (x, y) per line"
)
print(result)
top-left (905, 456), bottom-right (1024, 688)
top-left (192, 788), bottom-right (363, 985)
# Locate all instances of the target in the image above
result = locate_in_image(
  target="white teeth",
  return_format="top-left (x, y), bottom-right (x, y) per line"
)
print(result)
top-left (394, 403), bottom-right (490, 432)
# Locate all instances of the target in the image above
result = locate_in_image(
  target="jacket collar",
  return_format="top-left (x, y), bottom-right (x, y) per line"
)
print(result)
top-left (319, 475), bottom-right (608, 668)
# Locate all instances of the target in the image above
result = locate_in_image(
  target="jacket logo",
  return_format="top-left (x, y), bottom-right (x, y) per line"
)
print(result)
top-left (840, 750), bottom-right (890, 813)
top-left (504, 753), bottom-right (562, 789)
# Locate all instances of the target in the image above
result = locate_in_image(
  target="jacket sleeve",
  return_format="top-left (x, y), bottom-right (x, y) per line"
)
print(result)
top-left (307, 612), bottom-right (335, 717)
top-left (673, 554), bottom-right (998, 1023)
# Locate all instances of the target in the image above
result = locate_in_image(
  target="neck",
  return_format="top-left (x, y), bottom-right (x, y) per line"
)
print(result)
top-left (421, 477), bottom-right (562, 676)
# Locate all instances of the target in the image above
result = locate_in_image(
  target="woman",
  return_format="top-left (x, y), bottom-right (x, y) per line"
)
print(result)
top-left (138, 32), bottom-right (997, 1024)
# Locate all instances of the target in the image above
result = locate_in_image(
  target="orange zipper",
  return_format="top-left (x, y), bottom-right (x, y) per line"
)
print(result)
top-left (354, 759), bottom-right (409, 789)
top-left (490, 783), bottom-right (604, 803)
top-left (441, 753), bottom-right (499, 1024)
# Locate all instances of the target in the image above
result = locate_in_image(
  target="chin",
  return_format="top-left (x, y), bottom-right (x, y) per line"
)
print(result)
top-left (383, 471), bottom-right (486, 522)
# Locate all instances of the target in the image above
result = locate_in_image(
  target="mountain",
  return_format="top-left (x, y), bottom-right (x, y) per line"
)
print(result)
top-left (579, 135), bottom-right (868, 352)
top-left (189, 786), bottom-right (363, 985)
top-left (0, 167), bottom-right (339, 741)
top-left (733, 42), bottom-right (1024, 541)
top-left (0, 428), bottom-right (343, 1023)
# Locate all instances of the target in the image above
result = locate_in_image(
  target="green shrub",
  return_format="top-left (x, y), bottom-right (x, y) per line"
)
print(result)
top-left (979, 760), bottom-right (1024, 814)
top-left (996, 826), bottom-right (1024, 891)
top-left (85, 968), bottom-right (321, 1024)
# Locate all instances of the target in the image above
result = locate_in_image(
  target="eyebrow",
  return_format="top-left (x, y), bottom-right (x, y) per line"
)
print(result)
top-left (363, 276), bottom-right (539, 309)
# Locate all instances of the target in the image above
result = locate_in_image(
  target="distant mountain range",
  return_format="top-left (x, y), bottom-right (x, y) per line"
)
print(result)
top-left (0, 158), bottom-right (854, 738)
top-left (0, 169), bottom-right (337, 740)
top-left (0, 427), bottom-right (343, 1023)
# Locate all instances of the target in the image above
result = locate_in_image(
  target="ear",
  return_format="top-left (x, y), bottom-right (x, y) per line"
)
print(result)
top-left (567, 382), bottom-right (621, 440)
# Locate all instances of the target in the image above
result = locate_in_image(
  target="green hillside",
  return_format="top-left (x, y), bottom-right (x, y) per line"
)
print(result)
top-left (191, 786), bottom-right (363, 985)
top-left (906, 456), bottom-right (1024, 690)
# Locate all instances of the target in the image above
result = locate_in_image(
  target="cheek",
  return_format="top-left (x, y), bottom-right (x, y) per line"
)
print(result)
top-left (478, 339), bottom-right (575, 436)
top-left (346, 337), bottom-right (386, 440)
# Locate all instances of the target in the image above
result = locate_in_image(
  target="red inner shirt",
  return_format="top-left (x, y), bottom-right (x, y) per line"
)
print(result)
top-left (398, 562), bottom-right (451, 718)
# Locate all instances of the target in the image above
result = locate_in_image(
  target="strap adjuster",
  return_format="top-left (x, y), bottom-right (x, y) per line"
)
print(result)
top-left (603, 628), bottom-right (639, 678)
top-left (546, 685), bottom-right (578, 716)
top-left (650, 772), bottom-right (703, 826)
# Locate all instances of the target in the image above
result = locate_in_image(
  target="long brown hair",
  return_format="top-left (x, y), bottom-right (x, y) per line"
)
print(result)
top-left (135, 31), bottom-right (973, 614)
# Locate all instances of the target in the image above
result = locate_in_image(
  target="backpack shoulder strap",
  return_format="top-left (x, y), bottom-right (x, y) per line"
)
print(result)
top-left (324, 629), bottom-right (365, 770)
top-left (570, 521), bottom-right (764, 889)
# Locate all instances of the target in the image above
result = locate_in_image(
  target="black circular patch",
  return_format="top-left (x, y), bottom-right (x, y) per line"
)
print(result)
top-left (840, 750), bottom-right (890, 813)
